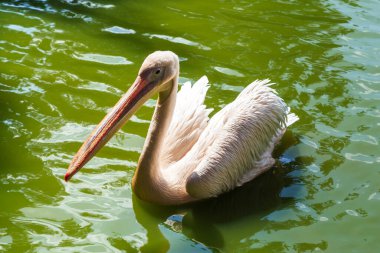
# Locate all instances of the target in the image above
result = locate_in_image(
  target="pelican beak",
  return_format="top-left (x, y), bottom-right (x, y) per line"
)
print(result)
top-left (65, 76), bottom-right (157, 181)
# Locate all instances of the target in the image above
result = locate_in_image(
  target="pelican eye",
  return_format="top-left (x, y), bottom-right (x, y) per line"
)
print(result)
top-left (154, 68), bottom-right (161, 75)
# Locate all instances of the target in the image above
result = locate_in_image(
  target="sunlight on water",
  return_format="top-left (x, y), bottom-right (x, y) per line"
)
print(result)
top-left (0, 0), bottom-right (379, 252)
top-left (73, 53), bottom-right (133, 65)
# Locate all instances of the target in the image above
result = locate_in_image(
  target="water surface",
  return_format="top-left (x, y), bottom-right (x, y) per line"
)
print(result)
top-left (1, 0), bottom-right (379, 252)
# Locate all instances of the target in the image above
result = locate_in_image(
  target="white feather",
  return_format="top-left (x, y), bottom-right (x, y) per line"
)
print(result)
top-left (161, 76), bottom-right (213, 165)
top-left (176, 78), bottom-right (298, 198)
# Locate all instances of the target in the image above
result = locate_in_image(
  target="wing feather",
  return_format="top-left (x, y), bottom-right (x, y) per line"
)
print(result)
top-left (185, 79), bottom-right (296, 199)
top-left (161, 76), bottom-right (213, 165)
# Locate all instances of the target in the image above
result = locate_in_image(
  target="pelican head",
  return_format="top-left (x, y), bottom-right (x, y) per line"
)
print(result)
top-left (65, 51), bottom-right (179, 181)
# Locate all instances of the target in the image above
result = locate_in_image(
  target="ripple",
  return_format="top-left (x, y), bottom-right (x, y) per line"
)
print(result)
top-left (61, 0), bottom-right (114, 9)
top-left (102, 26), bottom-right (136, 34)
top-left (265, 209), bottom-right (299, 222)
top-left (368, 192), bottom-right (380, 201)
top-left (316, 123), bottom-right (348, 138)
top-left (294, 82), bottom-right (315, 94)
top-left (5, 24), bottom-right (39, 36)
top-left (214, 66), bottom-right (244, 77)
top-left (80, 211), bottom-right (114, 221)
top-left (299, 136), bottom-right (319, 149)
top-left (345, 153), bottom-right (377, 164)
top-left (1, 1), bottom-right (57, 13)
top-left (280, 184), bottom-right (307, 199)
top-left (0, 173), bottom-right (31, 185)
top-left (118, 233), bottom-right (147, 250)
top-left (21, 207), bottom-right (72, 221)
top-left (73, 53), bottom-right (133, 65)
top-left (34, 122), bottom-right (144, 153)
top-left (63, 93), bottom-right (101, 110)
top-left (358, 82), bottom-right (379, 95)
top-left (14, 217), bottom-right (65, 237)
top-left (80, 156), bottom-right (136, 169)
top-left (0, 235), bottom-right (12, 249)
top-left (0, 74), bottom-right (45, 95)
top-left (345, 106), bottom-right (380, 118)
top-left (61, 9), bottom-right (93, 22)
top-left (357, 81), bottom-right (380, 100)
top-left (216, 83), bottom-right (244, 92)
top-left (79, 188), bottom-right (102, 195)
top-left (35, 123), bottom-right (95, 143)
top-left (78, 81), bottom-right (123, 94)
top-left (307, 164), bottom-right (320, 173)
top-left (295, 202), bottom-right (313, 213)
top-left (2, 118), bottom-right (30, 138)
top-left (345, 209), bottom-right (359, 217)
top-left (143, 33), bottom-right (211, 50)
top-left (1, 0), bottom-right (379, 252)
top-left (350, 133), bottom-right (378, 145)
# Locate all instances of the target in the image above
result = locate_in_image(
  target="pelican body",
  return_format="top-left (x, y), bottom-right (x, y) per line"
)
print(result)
top-left (65, 51), bottom-right (298, 205)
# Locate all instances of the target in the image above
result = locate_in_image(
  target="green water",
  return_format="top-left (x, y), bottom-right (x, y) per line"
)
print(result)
top-left (1, 0), bottom-right (379, 252)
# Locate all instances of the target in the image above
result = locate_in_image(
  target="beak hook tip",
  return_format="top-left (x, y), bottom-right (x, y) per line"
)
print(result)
top-left (64, 172), bottom-right (71, 182)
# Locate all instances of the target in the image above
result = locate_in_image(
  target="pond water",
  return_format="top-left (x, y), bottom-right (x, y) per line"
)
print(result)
top-left (1, 0), bottom-right (379, 252)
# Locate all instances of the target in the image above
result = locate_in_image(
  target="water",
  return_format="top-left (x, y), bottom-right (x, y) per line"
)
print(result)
top-left (0, 0), bottom-right (379, 252)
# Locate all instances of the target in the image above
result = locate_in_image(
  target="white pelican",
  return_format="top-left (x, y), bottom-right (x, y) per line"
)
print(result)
top-left (65, 51), bottom-right (298, 205)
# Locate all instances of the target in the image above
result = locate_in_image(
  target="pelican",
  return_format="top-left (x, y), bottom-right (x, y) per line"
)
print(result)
top-left (65, 51), bottom-right (298, 205)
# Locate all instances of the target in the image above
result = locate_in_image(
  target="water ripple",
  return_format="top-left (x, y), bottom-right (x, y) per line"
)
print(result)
top-left (345, 153), bottom-right (378, 164)
top-left (143, 33), bottom-right (211, 50)
top-left (5, 24), bottom-right (39, 36)
top-left (33, 122), bottom-right (144, 153)
top-left (350, 133), bottom-right (378, 145)
top-left (78, 81), bottom-right (123, 94)
top-left (1, 0), bottom-right (380, 252)
top-left (214, 66), bottom-right (245, 77)
top-left (72, 53), bottom-right (133, 65)
top-left (368, 192), bottom-right (380, 201)
top-left (102, 26), bottom-right (136, 35)
top-left (61, 0), bottom-right (114, 9)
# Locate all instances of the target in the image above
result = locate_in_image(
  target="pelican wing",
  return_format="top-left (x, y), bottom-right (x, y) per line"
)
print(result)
top-left (185, 79), bottom-right (296, 199)
top-left (161, 76), bottom-right (213, 164)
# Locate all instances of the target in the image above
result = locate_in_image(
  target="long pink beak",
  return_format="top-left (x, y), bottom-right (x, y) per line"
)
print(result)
top-left (65, 76), bottom-right (154, 181)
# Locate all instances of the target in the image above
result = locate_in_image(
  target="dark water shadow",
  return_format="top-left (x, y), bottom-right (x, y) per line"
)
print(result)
top-left (132, 168), bottom-right (294, 251)
top-left (130, 133), bottom-right (300, 251)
